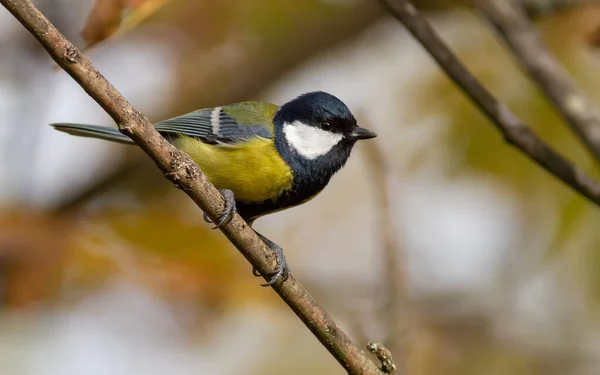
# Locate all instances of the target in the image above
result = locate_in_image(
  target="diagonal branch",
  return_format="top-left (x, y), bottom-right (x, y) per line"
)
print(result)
top-left (475, 0), bottom-right (600, 164)
top-left (378, 0), bottom-right (600, 207)
top-left (0, 0), bottom-right (383, 374)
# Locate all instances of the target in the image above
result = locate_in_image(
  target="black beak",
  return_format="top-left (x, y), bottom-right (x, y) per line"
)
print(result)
top-left (349, 127), bottom-right (377, 140)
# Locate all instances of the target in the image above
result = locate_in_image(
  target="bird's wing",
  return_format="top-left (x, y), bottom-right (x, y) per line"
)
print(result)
top-left (154, 101), bottom-right (279, 145)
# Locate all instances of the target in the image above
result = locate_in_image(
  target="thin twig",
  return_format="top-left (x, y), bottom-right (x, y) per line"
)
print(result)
top-left (362, 139), bottom-right (408, 361)
top-left (378, 0), bottom-right (600, 208)
top-left (476, 0), bottom-right (600, 164)
top-left (0, 1), bottom-right (382, 374)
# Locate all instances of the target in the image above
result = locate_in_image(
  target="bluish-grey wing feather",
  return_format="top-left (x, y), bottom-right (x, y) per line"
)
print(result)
top-left (154, 108), bottom-right (272, 145)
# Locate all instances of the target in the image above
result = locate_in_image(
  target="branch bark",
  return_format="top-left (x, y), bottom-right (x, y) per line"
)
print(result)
top-left (476, 0), bottom-right (600, 164)
top-left (0, 1), bottom-right (383, 374)
top-left (378, 0), bottom-right (600, 207)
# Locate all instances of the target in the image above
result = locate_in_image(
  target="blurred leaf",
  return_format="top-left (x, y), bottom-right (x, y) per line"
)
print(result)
top-left (587, 25), bottom-right (600, 47)
top-left (61, 191), bottom-right (277, 310)
top-left (82, 0), bottom-right (170, 50)
top-left (536, 4), bottom-right (600, 49)
top-left (116, 0), bottom-right (171, 39)
top-left (81, 0), bottom-right (124, 49)
top-left (0, 210), bottom-right (68, 308)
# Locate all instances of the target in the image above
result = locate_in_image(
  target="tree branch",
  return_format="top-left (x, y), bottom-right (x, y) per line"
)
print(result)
top-left (378, 0), bottom-right (600, 207)
top-left (476, 0), bottom-right (600, 164)
top-left (362, 137), bottom-right (408, 364)
top-left (0, 1), bottom-right (382, 374)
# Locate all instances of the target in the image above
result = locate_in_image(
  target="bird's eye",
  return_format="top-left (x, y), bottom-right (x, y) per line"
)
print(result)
top-left (321, 121), bottom-right (332, 131)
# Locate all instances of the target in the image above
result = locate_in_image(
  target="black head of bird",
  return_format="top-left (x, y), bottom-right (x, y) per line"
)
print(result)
top-left (273, 91), bottom-right (376, 188)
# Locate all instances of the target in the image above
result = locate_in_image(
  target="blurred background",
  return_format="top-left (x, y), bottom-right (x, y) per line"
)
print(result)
top-left (2, 0), bottom-right (600, 374)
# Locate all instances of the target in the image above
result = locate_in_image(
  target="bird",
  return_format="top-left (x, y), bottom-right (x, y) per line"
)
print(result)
top-left (51, 91), bottom-right (377, 286)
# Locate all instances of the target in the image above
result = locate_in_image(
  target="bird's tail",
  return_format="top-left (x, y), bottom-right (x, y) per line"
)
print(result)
top-left (50, 123), bottom-right (135, 145)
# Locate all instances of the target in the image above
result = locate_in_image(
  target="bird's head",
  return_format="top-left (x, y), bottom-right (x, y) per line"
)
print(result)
top-left (274, 91), bottom-right (376, 162)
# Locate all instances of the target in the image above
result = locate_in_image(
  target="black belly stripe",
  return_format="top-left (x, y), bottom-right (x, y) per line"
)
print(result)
top-left (236, 182), bottom-right (326, 224)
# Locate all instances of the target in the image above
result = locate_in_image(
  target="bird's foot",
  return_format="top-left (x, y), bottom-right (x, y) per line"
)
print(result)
top-left (252, 233), bottom-right (290, 287)
top-left (203, 189), bottom-right (236, 229)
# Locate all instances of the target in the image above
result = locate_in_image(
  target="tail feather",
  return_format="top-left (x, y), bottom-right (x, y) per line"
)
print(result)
top-left (50, 123), bottom-right (135, 145)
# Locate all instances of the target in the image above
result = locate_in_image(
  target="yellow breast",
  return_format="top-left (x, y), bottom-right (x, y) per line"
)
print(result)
top-left (174, 136), bottom-right (293, 203)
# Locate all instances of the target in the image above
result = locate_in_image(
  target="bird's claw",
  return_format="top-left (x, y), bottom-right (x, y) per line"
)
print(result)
top-left (203, 189), bottom-right (236, 229)
top-left (203, 193), bottom-right (289, 286)
top-left (252, 234), bottom-right (290, 287)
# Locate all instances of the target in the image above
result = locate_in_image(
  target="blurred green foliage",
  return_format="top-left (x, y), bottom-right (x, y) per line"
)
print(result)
top-left (416, 8), bottom-right (600, 310)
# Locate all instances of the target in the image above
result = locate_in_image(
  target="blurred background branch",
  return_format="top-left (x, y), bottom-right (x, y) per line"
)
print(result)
top-left (379, 0), bottom-right (600, 207)
top-left (362, 134), bottom-right (409, 371)
top-left (476, 0), bottom-right (600, 164)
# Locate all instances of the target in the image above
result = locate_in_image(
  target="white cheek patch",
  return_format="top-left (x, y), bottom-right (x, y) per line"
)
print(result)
top-left (283, 120), bottom-right (343, 160)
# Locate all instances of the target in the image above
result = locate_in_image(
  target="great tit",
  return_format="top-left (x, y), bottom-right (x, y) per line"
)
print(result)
top-left (51, 91), bottom-right (377, 285)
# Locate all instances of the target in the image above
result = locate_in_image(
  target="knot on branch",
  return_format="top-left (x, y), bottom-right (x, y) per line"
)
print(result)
top-left (367, 342), bottom-right (396, 373)
top-left (64, 45), bottom-right (80, 63)
top-left (166, 149), bottom-right (200, 187)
